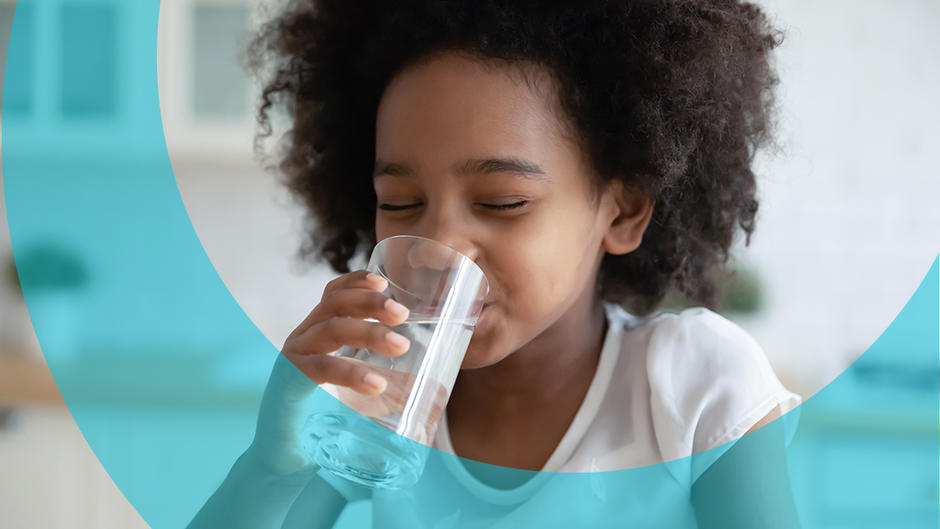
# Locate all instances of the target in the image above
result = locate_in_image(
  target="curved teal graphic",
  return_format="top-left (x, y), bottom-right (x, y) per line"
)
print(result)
top-left (3, 2), bottom-right (938, 528)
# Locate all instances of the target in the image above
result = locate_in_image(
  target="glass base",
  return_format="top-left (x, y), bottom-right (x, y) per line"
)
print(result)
top-left (304, 412), bottom-right (428, 490)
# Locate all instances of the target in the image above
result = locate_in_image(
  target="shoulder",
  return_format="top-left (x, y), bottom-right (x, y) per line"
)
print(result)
top-left (603, 304), bottom-right (782, 419)
top-left (605, 305), bottom-right (769, 383)
top-left (602, 304), bottom-right (801, 486)
top-left (644, 307), bottom-right (771, 384)
top-left (635, 307), bottom-right (799, 450)
top-left (605, 302), bottom-right (756, 346)
top-left (648, 306), bottom-right (758, 351)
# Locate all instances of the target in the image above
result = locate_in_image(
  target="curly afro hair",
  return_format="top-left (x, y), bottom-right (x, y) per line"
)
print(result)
top-left (248, 0), bottom-right (783, 316)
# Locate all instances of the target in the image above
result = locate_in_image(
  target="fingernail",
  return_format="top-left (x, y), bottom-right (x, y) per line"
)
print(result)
top-left (385, 298), bottom-right (410, 319)
top-left (363, 372), bottom-right (387, 392)
top-left (367, 273), bottom-right (388, 288)
top-left (386, 332), bottom-right (410, 351)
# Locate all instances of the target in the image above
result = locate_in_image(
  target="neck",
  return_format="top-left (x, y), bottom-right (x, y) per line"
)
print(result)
top-left (452, 287), bottom-right (609, 412)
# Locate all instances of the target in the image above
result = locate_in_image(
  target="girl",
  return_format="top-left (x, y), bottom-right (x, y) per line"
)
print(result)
top-left (191, 1), bottom-right (803, 527)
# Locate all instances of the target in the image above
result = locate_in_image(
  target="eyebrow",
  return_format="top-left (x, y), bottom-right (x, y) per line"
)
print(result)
top-left (373, 157), bottom-right (549, 182)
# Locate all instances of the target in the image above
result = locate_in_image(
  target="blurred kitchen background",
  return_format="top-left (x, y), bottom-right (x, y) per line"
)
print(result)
top-left (0, 0), bottom-right (938, 527)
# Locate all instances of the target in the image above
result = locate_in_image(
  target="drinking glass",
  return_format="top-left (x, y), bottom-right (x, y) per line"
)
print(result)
top-left (304, 235), bottom-right (489, 489)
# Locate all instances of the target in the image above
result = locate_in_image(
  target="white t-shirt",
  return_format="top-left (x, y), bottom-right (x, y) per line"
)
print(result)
top-left (320, 302), bottom-right (803, 527)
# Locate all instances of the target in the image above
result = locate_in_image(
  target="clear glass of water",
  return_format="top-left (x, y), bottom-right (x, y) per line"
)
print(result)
top-left (304, 235), bottom-right (489, 489)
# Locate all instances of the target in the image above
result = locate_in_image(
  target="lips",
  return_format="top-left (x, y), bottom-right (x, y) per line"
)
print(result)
top-left (413, 301), bottom-right (492, 316)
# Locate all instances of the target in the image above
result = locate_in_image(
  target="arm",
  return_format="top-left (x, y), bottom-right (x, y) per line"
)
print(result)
top-left (187, 448), bottom-right (344, 529)
top-left (189, 271), bottom-right (398, 528)
top-left (281, 471), bottom-right (349, 529)
top-left (691, 406), bottom-right (802, 529)
top-left (188, 353), bottom-right (350, 529)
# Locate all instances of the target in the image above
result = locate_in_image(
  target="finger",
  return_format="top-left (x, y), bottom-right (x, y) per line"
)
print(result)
top-left (331, 367), bottom-right (450, 444)
top-left (294, 355), bottom-right (391, 396)
top-left (289, 271), bottom-right (390, 339)
top-left (368, 366), bottom-right (417, 407)
top-left (322, 269), bottom-right (388, 300)
top-left (334, 370), bottom-right (414, 418)
top-left (288, 316), bottom-right (411, 358)
top-left (366, 367), bottom-right (447, 421)
top-left (318, 288), bottom-right (410, 326)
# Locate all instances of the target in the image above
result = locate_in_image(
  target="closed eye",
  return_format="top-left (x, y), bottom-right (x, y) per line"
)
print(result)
top-left (377, 203), bottom-right (421, 211)
top-left (481, 200), bottom-right (529, 210)
top-left (377, 200), bottom-right (529, 211)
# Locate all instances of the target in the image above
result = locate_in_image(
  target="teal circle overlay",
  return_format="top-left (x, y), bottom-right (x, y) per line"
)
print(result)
top-left (3, 2), bottom-right (938, 527)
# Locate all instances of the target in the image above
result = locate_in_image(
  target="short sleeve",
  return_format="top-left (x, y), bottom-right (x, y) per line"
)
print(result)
top-left (645, 308), bottom-right (802, 487)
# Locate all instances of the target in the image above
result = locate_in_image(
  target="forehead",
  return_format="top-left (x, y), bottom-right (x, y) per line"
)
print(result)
top-left (375, 52), bottom-right (573, 167)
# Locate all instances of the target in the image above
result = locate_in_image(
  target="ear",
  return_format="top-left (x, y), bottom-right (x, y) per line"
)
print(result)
top-left (601, 180), bottom-right (654, 255)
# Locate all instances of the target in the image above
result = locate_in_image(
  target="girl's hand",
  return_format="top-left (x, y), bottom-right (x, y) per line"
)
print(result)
top-left (244, 269), bottom-right (412, 476)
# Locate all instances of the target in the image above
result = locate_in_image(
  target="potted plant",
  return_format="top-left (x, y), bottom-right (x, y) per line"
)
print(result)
top-left (660, 260), bottom-right (763, 316)
top-left (2, 242), bottom-right (89, 362)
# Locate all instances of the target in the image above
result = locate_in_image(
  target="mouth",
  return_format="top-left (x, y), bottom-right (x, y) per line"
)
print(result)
top-left (469, 299), bottom-right (492, 313)
top-left (414, 301), bottom-right (492, 316)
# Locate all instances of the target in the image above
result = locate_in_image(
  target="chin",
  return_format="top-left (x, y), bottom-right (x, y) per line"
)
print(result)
top-left (459, 305), bottom-right (514, 369)
top-left (459, 354), bottom-right (500, 370)
top-left (459, 338), bottom-right (512, 370)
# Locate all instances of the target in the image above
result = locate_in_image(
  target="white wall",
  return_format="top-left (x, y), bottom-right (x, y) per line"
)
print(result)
top-left (172, 0), bottom-right (940, 398)
top-left (740, 0), bottom-right (940, 395)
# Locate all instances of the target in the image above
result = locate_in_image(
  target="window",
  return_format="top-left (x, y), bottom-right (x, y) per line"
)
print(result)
top-left (191, 3), bottom-right (249, 119)
top-left (0, 3), bottom-right (35, 116)
top-left (59, 3), bottom-right (118, 118)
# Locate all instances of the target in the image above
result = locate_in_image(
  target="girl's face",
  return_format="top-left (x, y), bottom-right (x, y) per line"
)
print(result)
top-left (374, 52), bottom-right (643, 369)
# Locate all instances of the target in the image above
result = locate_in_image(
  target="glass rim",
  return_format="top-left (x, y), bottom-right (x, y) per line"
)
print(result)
top-left (372, 234), bottom-right (490, 300)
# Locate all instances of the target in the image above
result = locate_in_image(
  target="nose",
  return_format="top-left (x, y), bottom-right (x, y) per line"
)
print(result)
top-left (406, 234), bottom-right (480, 272)
top-left (408, 206), bottom-right (480, 268)
top-left (403, 231), bottom-right (487, 312)
top-left (407, 238), bottom-right (458, 270)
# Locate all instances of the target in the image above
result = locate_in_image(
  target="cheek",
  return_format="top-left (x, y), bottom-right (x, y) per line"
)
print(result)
top-left (374, 219), bottom-right (392, 242)
top-left (526, 212), bottom-right (600, 291)
top-left (490, 216), bottom-right (585, 305)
